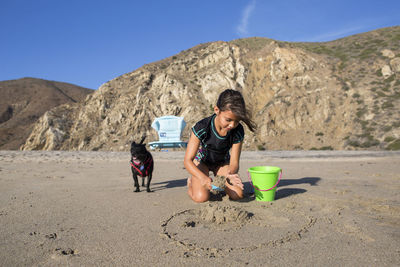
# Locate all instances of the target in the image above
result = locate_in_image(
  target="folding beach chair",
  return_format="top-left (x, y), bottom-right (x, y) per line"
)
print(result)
top-left (148, 116), bottom-right (187, 150)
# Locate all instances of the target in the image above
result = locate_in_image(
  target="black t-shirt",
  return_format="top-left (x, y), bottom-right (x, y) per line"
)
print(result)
top-left (192, 114), bottom-right (244, 164)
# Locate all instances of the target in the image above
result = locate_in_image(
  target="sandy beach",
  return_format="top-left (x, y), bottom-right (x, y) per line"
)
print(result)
top-left (0, 150), bottom-right (399, 266)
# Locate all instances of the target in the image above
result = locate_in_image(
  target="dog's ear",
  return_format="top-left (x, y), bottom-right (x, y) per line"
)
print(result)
top-left (139, 136), bottom-right (146, 144)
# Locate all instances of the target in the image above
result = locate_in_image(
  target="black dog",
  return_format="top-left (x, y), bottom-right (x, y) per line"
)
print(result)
top-left (130, 136), bottom-right (154, 192)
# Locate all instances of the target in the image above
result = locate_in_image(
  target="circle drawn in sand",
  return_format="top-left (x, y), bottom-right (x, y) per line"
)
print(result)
top-left (161, 204), bottom-right (316, 257)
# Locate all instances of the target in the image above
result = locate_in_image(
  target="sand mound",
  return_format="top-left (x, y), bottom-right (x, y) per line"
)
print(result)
top-left (211, 175), bottom-right (226, 193)
top-left (198, 204), bottom-right (251, 225)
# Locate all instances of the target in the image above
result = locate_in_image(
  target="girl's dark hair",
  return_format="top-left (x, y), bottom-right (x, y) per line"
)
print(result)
top-left (216, 89), bottom-right (256, 132)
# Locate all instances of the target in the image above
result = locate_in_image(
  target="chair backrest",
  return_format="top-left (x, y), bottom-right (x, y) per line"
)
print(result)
top-left (151, 116), bottom-right (186, 142)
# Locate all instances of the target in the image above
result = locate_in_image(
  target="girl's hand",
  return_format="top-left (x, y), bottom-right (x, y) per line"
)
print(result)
top-left (201, 177), bottom-right (212, 190)
top-left (227, 173), bottom-right (244, 189)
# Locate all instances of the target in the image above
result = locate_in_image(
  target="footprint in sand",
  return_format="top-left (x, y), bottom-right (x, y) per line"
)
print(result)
top-left (54, 248), bottom-right (76, 256)
top-left (45, 233), bottom-right (57, 239)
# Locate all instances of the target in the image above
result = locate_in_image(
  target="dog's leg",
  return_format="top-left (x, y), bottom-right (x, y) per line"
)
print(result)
top-left (146, 173), bottom-right (153, 192)
top-left (141, 177), bottom-right (145, 187)
top-left (131, 167), bottom-right (140, 192)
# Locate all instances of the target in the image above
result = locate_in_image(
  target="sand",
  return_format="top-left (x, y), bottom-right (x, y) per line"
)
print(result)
top-left (210, 175), bottom-right (226, 193)
top-left (0, 150), bottom-right (399, 266)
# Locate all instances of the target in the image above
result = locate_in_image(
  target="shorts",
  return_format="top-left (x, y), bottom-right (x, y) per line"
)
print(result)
top-left (195, 148), bottom-right (229, 175)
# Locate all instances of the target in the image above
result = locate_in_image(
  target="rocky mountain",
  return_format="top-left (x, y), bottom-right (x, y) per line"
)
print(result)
top-left (0, 78), bottom-right (93, 149)
top-left (21, 26), bottom-right (400, 151)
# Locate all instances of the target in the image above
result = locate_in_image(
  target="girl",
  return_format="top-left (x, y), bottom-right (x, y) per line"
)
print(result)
top-left (184, 89), bottom-right (256, 202)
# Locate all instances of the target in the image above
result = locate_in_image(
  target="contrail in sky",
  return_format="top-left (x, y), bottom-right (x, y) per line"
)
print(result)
top-left (306, 25), bottom-right (366, 42)
top-left (237, 0), bottom-right (256, 36)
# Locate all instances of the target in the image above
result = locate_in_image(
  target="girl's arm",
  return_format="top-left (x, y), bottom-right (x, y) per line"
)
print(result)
top-left (184, 132), bottom-right (212, 189)
top-left (229, 141), bottom-right (242, 174)
top-left (227, 141), bottom-right (244, 189)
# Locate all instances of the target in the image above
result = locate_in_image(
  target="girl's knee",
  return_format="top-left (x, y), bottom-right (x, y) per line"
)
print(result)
top-left (188, 175), bottom-right (210, 203)
top-left (190, 190), bottom-right (209, 203)
top-left (229, 193), bottom-right (244, 200)
top-left (226, 187), bottom-right (244, 200)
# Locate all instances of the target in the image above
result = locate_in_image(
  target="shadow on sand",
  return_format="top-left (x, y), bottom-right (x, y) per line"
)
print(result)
top-left (150, 177), bottom-right (321, 201)
top-left (244, 177), bottom-right (321, 200)
top-left (151, 178), bottom-right (187, 191)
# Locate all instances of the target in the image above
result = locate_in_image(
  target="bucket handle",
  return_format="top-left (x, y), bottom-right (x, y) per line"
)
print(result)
top-left (247, 170), bottom-right (282, 192)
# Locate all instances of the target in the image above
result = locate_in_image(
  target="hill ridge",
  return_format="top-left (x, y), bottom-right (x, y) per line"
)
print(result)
top-left (18, 26), bottom-right (400, 151)
top-left (0, 77), bottom-right (93, 149)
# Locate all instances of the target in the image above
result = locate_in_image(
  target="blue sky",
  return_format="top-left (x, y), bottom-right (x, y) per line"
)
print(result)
top-left (1, 0), bottom-right (399, 89)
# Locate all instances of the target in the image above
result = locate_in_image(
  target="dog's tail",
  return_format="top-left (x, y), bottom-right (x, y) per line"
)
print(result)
top-left (139, 136), bottom-right (146, 144)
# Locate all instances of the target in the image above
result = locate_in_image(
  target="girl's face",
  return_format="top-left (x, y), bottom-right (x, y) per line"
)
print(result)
top-left (214, 106), bottom-right (240, 135)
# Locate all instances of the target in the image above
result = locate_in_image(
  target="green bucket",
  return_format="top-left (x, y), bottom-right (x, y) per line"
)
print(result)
top-left (248, 166), bottom-right (282, 201)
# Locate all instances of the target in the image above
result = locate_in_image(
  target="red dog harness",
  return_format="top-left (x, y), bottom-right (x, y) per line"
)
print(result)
top-left (130, 156), bottom-right (153, 177)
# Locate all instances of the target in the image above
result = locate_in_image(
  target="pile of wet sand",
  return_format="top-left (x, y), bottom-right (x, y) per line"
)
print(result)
top-left (197, 203), bottom-right (251, 225)
top-left (210, 175), bottom-right (226, 193)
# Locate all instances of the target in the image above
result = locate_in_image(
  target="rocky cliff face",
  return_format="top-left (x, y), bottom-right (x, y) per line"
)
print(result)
top-left (21, 26), bottom-right (400, 151)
